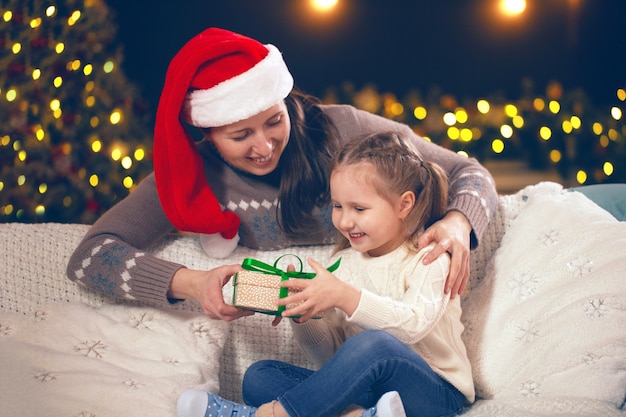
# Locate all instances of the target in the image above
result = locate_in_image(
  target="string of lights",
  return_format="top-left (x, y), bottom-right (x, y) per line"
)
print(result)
top-left (1, 0), bottom-right (624, 224)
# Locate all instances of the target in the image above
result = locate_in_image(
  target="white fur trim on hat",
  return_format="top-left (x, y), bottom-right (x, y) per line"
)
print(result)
top-left (183, 44), bottom-right (293, 128)
top-left (198, 232), bottom-right (240, 258)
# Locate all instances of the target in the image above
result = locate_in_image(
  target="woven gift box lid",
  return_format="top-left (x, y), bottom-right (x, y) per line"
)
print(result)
top-left (232, 256), bottom-right (341, 317)
top-left (233, 270), bottom-right (288, 314)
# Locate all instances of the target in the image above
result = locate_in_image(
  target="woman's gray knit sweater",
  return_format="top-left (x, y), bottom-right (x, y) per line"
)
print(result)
top-left (66, 105), bottom-right (498, 304)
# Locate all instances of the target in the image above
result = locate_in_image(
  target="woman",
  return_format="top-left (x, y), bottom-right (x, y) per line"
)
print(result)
top-left (66, 28), bottom-right (497, 321)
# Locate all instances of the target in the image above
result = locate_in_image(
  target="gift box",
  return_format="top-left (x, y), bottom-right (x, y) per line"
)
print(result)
top-left (232, 256), bottom-right (340, 317)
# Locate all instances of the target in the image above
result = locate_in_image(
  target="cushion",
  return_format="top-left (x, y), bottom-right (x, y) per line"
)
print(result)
top-left (571, 183), bottom-right (626, 221)
top-left (461, 182), bottom-right (626, 408)
top-left (0, 301), bottom-right (228, 416)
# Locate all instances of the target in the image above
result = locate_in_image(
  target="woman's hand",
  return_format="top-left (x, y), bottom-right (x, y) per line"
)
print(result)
top-left (278, 258), bottom-right (360, 322)
top-left (417, 210), bottom-right (472, 298)
top-left (169, 265), bottom-right (253, 321)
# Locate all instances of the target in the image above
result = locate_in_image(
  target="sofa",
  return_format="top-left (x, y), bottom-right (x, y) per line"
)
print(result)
top-left (1, 181), bottom-right (625, 417)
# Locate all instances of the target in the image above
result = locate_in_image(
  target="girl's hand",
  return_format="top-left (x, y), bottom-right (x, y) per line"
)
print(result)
top-left (169, 265), bottom-right (253, 321)
top-left (417, 210), bottom-right (472, 298)
top-left (278, 257), bottom-right (360, 322)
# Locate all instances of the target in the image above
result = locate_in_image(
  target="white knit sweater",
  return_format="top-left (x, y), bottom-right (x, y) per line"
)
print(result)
top-left (291, 243), bottom-right (475, 403)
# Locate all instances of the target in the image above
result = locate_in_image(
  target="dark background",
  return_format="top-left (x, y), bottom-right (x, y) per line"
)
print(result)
top-left (106, 0), bottom-right (626, 115)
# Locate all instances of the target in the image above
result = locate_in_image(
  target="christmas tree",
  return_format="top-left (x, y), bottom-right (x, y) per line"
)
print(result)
top-left (0, 0), bottom-right (153, 224)
top-left (1, 1), bottom-right (624, 226)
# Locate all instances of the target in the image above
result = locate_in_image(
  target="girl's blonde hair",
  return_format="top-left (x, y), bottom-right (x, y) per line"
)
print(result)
top-left (332, 131), bottom-right (449, 253)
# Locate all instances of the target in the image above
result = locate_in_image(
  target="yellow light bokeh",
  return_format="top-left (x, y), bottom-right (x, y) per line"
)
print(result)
top-left (492, 139), bottom-right (505, 153)
top-left (123, 177), bottom-right (134, 189)
top-left (134, 148), bottom-right (145, 161)
top-left (477, 99), bottom-right (490, 114)
top-left (103, 60), bottom-right (115, 73)
top-left (499, 0), bottom-right (526, 16)
top-left (548, 100), bottom-right (560, 114)
top-left (111, 148), bottom-right (122, 161)
top-left (504, 104), bottom-right (518, 117)
top-left (311, 0), bottom-right (339, 12)
top-left (539, 126), bottom-right (552, 140)
top-left (121, 156), bottom-right (133, 169)
top-left (460, 128), bottom-right (473, 142)
top-left (91, 140), bottom-right (102, 153)
top-left (500, 124), bottom-right (513, 138)
top-left (576, 170), bottom-right (587, 184)
top-left (592, 122), bottom-right (603, 135)
top-left (6, 89), bottom-right (17, 102)
top-left (110, 109), bottom-right (122, 125)
top-left (533, 98), bottom-right (545, 111)
top-left (549, 149), bottom-right (562, 163)
top-left (611, 106), bottom-right (622, 120)
top-left (562, 120), bottom-right (572, 134)
top-left (413, 106), bottom-right (427, 120)
top-left (443, 112), bottom-right (457, 126)
top-left (68, 10), bottom-right (81, 25)
top-left (447, 126), bottom-right (460, 140)
top-left (455, 109), bottom-right (468, 124)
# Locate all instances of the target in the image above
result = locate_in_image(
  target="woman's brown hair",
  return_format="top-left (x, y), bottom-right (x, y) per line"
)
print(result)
top-left (277, 88), bottom-right (341, 236)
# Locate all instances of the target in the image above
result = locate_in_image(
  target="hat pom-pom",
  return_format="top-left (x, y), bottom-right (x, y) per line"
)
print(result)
top-left (199, 232), bottom-right (240, 258)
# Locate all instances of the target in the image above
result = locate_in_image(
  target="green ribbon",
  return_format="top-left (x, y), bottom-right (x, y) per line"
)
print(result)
top-left (240, 255), bottom-right (341, 313)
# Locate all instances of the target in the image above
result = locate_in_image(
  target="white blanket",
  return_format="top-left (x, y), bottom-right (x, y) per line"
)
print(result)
top-left (0, 302), bottom-right (227, 417)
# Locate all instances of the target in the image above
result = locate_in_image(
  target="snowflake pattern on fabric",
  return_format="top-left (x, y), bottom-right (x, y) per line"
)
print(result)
top-left (91, 272), bottom-right (119, 298)
top-left (538, 229), bottom-right (559, 247)
top-left (73, 239), bottom-right (142, 300)
top-left (0, 322), bottom-right (12, 336)
top-left (165, 357), bottom-right (180, 366)
top-left (191, 320), bottom-right (215, 339)
top-left (34, 371), bottom-right (58, 383)
top-left (582, 352), bottom-right (601, 365)
top-left (515, 320), bottom-right (540, 344)
top-left (34, 310), bottom-right (48, 321)
top-left (583, 298), bottom-right (609, 318)
top-left (519, 380), bottom-right (540, 397)
top-left (249, 211), bottom-right (281, 249)
top-left (97, 243), bottom-right (130, 269)
top-left (74, 340), bottom-right (107, 358)
top-left (508, 270), bottom-right (539, 302)
top-left (129, 311), bottom-right (156, 330)
top-left (566, 257), bottom-right (594, 278)
top-left (123, 379), bottom-right (145, 390)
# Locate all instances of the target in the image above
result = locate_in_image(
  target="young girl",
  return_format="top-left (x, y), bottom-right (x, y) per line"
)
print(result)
top-left (177, 131), bottom-right (475, 417)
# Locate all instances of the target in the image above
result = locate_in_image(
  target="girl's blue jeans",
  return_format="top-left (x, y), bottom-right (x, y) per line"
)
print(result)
top-left (242, 329), bottom-right (466, 417)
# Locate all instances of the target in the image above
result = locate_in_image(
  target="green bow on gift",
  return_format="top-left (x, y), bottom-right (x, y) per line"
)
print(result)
top-left (240, 255), bottom-right (341, 311)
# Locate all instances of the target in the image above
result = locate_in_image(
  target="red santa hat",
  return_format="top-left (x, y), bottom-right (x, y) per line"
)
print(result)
top-left (153, 28), bottom-right (294, 238)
